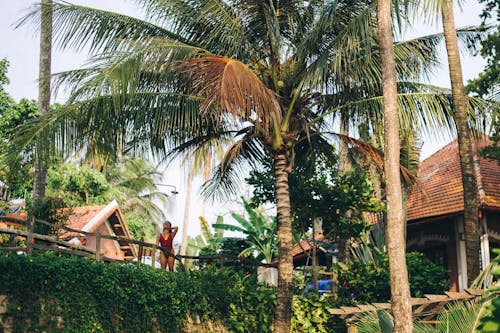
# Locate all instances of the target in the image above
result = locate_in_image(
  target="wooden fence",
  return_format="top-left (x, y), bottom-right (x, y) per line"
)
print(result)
top-left (327, 288), bottom-right (484, 332)
top-left (0, 215), bottom-right (276, 269)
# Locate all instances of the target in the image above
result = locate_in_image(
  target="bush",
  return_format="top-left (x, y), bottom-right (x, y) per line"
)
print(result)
top-left (0, 253), bottom-right (276, 333)
top-left (335, 251), bottom-right (450, 305)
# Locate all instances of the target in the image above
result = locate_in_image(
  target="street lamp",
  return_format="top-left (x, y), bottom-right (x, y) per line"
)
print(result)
top-left (156, 184), bottom-right (179, 195)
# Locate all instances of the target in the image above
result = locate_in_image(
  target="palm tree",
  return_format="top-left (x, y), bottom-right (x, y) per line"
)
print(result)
top-left (15, 1), bottom-right (481, 331)
top-left (32, 0), bottom-right (52, 201)
top-left (440, 0), bottom-right (480, 284)
top-left (104, 157), bottom-right (169, 224)
top-left (376, 0), bottom-right (413, 331)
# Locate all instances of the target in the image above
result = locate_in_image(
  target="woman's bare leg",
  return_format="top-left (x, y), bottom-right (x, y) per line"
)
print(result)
top-left (160, 252), bottom-right (167, 270)
top-left (167, 256), bottom-right (175, 272)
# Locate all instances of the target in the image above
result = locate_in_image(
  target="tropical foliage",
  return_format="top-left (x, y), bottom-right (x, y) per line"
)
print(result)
top-left (353, 249), bottom-right (500, 333)
top-left (335, 251), bottom-right (449, 305)
top-left (467, 0), bottom-right (499, 99)
top-left (13, 1), bottom-right (490, 330)
top-left (186, 216), bottom-right (225, 257)
top-left (247, 157), bottom-right (382, 246)
top-left (0, 59), bottom-right (40, 199)
top-left (213, 198), bottom-right (277, 264)
top-left (0, 253), bottom-right (276, 333)
top-left (43, 158), bottom-right (166, 240)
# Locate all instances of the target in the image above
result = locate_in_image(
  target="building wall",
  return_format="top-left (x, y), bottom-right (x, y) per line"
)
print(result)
top-left (85, 222), bottom-right (124, 260)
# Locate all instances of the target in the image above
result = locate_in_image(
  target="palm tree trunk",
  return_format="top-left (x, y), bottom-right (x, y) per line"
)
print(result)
top-left (338, 112), bottom-right (352, 175)
top-left (201, 152), bottom-right (212, 216)
top-left (377, 1), bottom-right (413, 332)
top-left (179, 166), bottom-right (194, 258)
top-left (441, 0), bottom-right (480, 283)
top-left (272, 152), bottom-right (293, 333)
top-left (33, 0), bottom-right (52, 201)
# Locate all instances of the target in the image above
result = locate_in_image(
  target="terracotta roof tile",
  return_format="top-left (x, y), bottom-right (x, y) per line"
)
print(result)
top-left (58, 205), bottom-right (106, 239)
top-left (407, 137), bottom-right (500, 222)
top-left (291, 234), bottom-right (325, 257)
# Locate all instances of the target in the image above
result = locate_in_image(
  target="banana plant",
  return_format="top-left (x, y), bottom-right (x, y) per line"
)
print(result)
top-left (212, 198), bottom-right (277, 264)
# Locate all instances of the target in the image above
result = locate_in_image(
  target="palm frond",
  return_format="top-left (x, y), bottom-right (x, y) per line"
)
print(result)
top-left (134, 0), bottom-right (250, 58)
top-left (200, 135), bottom-right (265, 202)
top-left (179, 54), bottom-right (281, 134)
top-left (18, 1), bottom-right (188, 54)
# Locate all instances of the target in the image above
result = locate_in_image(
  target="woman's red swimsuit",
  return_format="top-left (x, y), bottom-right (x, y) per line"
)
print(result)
top-left (159, 233), bottom-right (173, 252)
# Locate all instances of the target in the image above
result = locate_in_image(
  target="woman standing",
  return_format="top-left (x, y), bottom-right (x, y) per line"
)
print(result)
top-left (157, 221), bottom-right (178, 271)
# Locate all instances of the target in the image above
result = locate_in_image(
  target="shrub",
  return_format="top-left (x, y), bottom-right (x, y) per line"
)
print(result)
top-left (335, 251), bottom-right (449, 304)
top-left (0, 253), bottom-right (276, 332)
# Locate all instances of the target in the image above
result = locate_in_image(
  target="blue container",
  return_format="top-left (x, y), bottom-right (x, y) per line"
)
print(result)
top-left (305, 279), bottom-right (333, 296)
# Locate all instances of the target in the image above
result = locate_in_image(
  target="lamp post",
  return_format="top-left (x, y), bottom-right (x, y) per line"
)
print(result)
top-left (156, 183), bottom-right (179, 229)
top-left (156, 184), bottom-right (179, 195)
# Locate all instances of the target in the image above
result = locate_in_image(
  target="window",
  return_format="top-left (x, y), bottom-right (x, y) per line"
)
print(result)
top-left (422, 245), bottom-right (448, 268)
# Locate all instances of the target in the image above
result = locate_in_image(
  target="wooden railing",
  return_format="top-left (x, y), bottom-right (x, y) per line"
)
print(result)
top-left (0, 216), bottom-right (276, 269)
top-left (327, 288), bottom-right (484, 332)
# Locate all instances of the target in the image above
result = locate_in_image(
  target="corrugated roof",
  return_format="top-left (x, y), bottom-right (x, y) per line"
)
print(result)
top-left (406, 137), bottom-right (500, 222)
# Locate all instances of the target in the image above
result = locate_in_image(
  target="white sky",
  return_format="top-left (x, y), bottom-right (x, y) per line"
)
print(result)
top-left (0, 0), bottom-right (490, 238)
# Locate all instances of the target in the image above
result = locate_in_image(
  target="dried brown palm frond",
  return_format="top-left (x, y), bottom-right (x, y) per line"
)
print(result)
top-left (178, 54), bottom-right (281, 134)
top-left (336, 133), bottom-right (417, 187)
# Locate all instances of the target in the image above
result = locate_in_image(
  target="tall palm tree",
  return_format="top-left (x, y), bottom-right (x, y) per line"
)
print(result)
top-left (32, 0), bottom-right (52, 200)
top-left (441, 0), bottom-right (480, 284)
top-left (15, 1), bottom-right (481, 331)
top-left (377, 0), bottom-right (413, 331)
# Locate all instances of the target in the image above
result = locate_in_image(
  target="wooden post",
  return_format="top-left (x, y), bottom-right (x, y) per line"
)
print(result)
top-left (346, 317), bottom-right (358, 333)
top-left (26, 216), bottom-right (35, 257)
top-left (95, 234), bottom-right (101, 261)
top-left (138, 237), bottom-right (144, 263)
top-left (151, 245), bottom-right (157, 268)
top-left (219, 256), bottom-right (224, 269)
top-left (347, 325), bottom-right (358, 333)
top-left (312, 220), bottom-right (318, 294)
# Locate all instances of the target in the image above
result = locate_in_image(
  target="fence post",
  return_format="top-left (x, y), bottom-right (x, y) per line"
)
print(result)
top-left (219, 255), bottom-right (224, 269)
top-left (151, 245), bottom-right (157, 268)
top-left (346, 318), bottom-right (358, 333)
top-left (95, 234), bottom-right (101, 261)
top-left (138, 237), bottom-right (144, 263)
top-left (26, 216), bottom-right (35, 257)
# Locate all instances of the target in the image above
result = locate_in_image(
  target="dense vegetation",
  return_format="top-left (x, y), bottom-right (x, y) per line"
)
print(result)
top-left (0, 252), bottom-right (450, 333)
top-left (0, 253), bottom-right (276, 333)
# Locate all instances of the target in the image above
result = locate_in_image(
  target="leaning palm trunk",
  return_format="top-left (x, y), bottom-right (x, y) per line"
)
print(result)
top-left (377, 0), bottom-right (413, 332)
top-left (273, 152), bottom-right (294, 333)
top-left (441, 0), bottom-right (480, 283)
top-left (33, 0), bottom-right (52, 200)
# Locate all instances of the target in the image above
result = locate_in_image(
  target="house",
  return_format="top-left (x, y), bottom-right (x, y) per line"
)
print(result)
top-left (291, 233), bottom-right (337, 269)
top-left (290, 218), bottom-right (337, 269)
top-left (406, 137), bottom-right (500, 291)
top-left (59, 200), bottom-right (137, 261)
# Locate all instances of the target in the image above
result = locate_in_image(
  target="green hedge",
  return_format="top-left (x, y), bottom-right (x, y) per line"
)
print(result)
top-left (0, 251), bottom-right (451, 332)
top-left (0, 253), bottom-right (275, 333)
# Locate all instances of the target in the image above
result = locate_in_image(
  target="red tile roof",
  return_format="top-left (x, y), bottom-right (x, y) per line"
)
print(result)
top-left (292, 234), bottom-right (325, 257)
top-left (406, 137), bottom-right (500, 222)
top-left (58, 205), bottom-right (106, 240)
